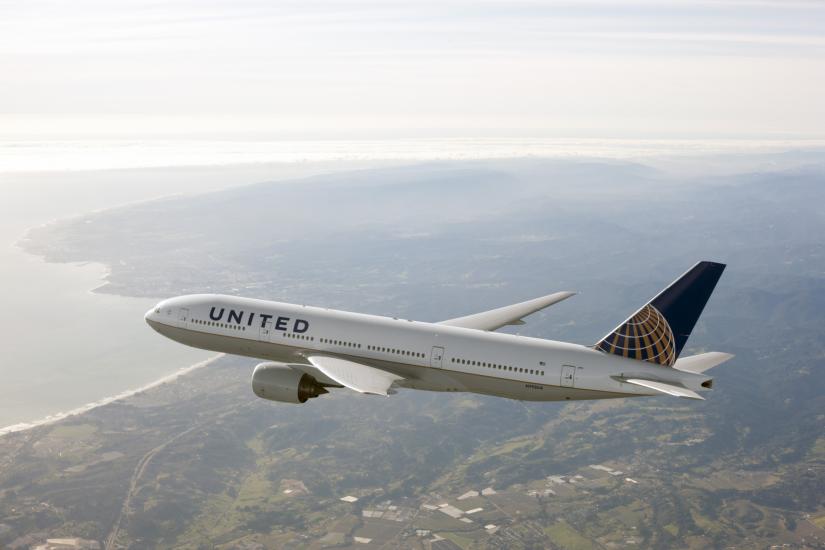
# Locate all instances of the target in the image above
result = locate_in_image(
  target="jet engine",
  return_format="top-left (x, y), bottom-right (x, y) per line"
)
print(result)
top-left (251, 362), bottom-right (328, 404)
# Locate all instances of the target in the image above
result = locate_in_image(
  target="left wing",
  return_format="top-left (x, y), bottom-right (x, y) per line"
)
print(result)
top-left (306, 355), bottom-right (403, 396)
top-left (438, 291), bottom-right (576, 331)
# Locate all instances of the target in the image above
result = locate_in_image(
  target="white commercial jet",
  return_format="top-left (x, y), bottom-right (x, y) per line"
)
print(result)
top-left (145, 261), bottom-right (732, 405)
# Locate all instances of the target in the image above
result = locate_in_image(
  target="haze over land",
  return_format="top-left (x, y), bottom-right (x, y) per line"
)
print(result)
top-left (1, 155), bottom-right (823, 548)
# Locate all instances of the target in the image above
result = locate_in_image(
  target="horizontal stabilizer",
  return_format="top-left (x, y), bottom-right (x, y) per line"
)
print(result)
top-left (306, 355), bottom-right (403, 396)
top-left (624, 378), bottom-right (705, 400)
top-left (439, 291), bottom-right (576, 331)
top-left (674, 352), bottom-right (734, 374)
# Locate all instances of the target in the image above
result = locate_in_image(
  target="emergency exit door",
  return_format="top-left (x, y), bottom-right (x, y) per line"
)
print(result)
top-left (561, 365), bottom-right (576, 387)
top-left (430, 346), bottom-right (445, 368)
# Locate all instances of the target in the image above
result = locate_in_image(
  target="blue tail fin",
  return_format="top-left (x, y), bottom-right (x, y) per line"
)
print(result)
top-left (594, 261), bottom-right (726, 366)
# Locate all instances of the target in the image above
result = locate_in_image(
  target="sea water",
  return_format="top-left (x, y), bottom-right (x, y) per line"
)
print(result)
top-left (0, 163), bottom-right (351, 431)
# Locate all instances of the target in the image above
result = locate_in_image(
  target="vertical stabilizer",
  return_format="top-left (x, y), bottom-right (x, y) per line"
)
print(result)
top-left (594, 261), bottom-right (726, 366)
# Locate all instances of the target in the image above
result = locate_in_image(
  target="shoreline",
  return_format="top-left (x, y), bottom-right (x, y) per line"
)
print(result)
top-left (0, 354), bottom-right (225, 437)
top-left (0, 171), bottom-right (266, 437)
top-left (12, 191), bottom-right (192, 296)
top-left (9, 159), bottom-right (395, 299)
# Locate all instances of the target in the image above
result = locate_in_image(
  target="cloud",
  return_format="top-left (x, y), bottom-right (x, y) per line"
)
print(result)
top-left (1, 0), bottom-right (823, 139)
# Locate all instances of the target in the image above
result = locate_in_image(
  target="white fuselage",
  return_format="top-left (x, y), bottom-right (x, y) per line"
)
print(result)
top-left (145, 294), bottom-right (711, 401)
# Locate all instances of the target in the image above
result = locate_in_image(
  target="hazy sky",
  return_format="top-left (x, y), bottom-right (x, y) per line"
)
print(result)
top-left (2, 0), bottom-right (824, 139)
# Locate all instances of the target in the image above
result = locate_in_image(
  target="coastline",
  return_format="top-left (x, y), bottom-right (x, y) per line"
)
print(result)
top-left (0, 354), bottom-right (225, 437)
top-left (0, 165), bottom-right (283, 433)
top-left (12, 191), bottom-right (193, 297)
top-left (4, 217), bottom-right (219, 436)
top-left (8, 159), bottom-right (394, 299)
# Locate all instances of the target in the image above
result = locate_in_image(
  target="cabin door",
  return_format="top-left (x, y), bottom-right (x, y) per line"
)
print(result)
top-left (430, 346), bottom-right (445, 368)
top-left (561, 365), bottom-right (576, 388)
top-left (260, 319), bottom-right (273, 341)
top-left (178, 308), bottom-right (189, 324)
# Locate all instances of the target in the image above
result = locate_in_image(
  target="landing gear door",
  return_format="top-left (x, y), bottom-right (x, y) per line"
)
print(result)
top-left (561, 365), bottom-right (576, 388)
top-left (430, 346), bottom-right (445, 368)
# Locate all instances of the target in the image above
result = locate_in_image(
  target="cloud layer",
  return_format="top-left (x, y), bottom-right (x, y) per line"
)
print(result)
top-left (2, 0), bottom-right (824, 139)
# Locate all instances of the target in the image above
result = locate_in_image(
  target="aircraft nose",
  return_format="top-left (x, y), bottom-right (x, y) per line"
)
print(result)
top-left (144, 304), bottom-right (162, 328)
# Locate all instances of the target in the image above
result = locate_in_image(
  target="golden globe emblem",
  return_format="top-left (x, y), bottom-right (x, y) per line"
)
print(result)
top-left (595, 304), bottom-right (676, 366)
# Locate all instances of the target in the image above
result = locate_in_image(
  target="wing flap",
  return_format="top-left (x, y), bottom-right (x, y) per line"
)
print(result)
top-left (624, 378), bottom-right (705, 400)
top-left (438, 291), bottom-right (576, 331)
top-left (306, 355), bottom-right (403, 396)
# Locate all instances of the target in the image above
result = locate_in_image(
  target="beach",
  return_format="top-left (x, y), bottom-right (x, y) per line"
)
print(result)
top-left (0, 163), bottom-right (342, 431)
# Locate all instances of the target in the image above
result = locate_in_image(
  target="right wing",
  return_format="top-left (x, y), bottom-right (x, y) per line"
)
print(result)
top-left (438, 291), bottom-right (576, 331)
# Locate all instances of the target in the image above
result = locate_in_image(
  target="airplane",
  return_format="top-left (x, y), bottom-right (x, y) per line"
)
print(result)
top-left (145, 261), bottom-right (732, 405)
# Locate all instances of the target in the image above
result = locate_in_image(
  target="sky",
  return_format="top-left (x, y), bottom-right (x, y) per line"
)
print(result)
top-left (2, 0), bottom-right (825, 140)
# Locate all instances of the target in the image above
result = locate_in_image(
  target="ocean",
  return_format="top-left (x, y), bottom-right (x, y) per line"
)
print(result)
top-left (0, 162), bottom-right (358, 431)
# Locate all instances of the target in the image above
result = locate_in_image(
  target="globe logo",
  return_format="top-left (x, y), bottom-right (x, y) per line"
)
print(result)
top-left (595, 304), bottom-right (676, 366)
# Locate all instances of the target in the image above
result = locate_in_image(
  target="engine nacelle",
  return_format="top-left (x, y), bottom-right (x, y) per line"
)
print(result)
top-left (252, 362), bottom-right (328, 404)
